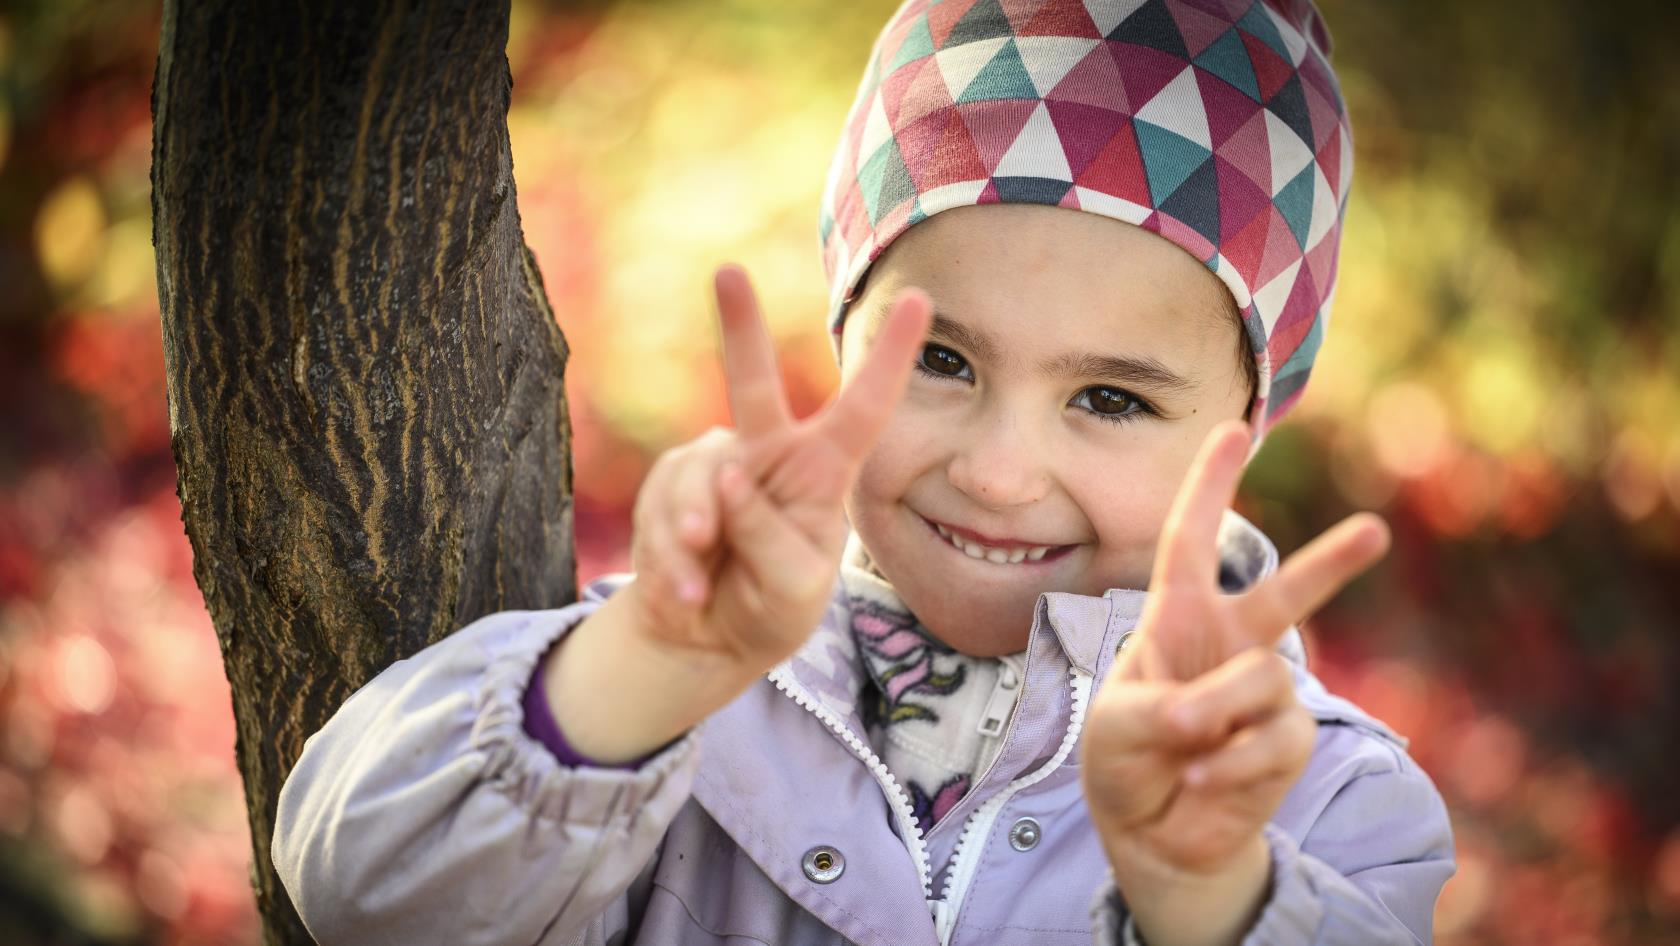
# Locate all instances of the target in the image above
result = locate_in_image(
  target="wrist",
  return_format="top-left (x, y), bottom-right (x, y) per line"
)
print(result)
top-left (1108, 833), bottom-right (1271, 946)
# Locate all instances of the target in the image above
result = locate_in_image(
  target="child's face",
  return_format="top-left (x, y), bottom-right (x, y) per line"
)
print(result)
top-left (839, 203), bottom-right (1251, 656)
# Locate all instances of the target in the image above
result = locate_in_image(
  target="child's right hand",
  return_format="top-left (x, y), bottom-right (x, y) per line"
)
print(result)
top-left (540, 264), bottom-right (931, 764)
top-left (622, 264), bottom-right (932, 677)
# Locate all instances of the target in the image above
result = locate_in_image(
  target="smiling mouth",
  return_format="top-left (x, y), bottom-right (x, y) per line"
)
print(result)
top-left (919, 515), bottom-right (1076, 566)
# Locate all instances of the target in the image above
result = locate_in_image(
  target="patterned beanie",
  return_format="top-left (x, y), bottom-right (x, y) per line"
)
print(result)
top-left (818, 0), bottom-right (1353, 442)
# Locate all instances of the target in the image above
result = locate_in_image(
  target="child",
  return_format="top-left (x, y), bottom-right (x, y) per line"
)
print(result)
top-left (273, 1), bottom-right (1455, 944)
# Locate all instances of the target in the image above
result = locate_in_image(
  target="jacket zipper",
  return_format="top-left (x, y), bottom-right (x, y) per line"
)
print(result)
top-left (932, 666), bottom-right (1094, 945)
top-left (767, 667), bottom-right (937, 908)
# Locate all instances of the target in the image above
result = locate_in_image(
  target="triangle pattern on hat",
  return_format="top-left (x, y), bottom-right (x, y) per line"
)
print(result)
top-left (1153, 210), bottom-right (1216, 263)
top-left (959, 38), bottom-right (1039, 102)
top-left (1267, 73), bottom-right (1315, 157)
top-left (935, 37), bottom-right (1008, 101)
top-left (888, 15), bottom-right (937, 75)
top-left (1081, 0), bottom-right (1151, 37)
top-left (958, 98), bottom-right (1040, 174)
top-left (1047, 100), bottom-right (1131, 177)
top-left (1134, 66), bottom-right (1212, 150)
top-left (1216, 108), bottom-right (1271, 191)
top-left (1045, 40), bottom-right (1128, 112)
top-left (1263, 109), bottom-right (1314, 197)
top-left (945, 0), bottom-right (1015, 50)
top-left (1071, 185), bottom-right (1153, 225)
top-left (1220, 193), bottom-right (1274, 280)
top-left (1273, 162), bottom-right (1315, 250)
top-left (1235, 2), bottom-right (1292, 63)
top-left (1168, 0), bottom-right (1233, 58)
top-left (1252, 256), bottom-right (1301, 335)
top-left (1195, 63), bottom-right (1263, 148)
top-left (1194, 27), bottom-right (1261, 101)
top-left (1021, 0), bottom-right (1104, 38)
top-left (857, 91), bottom-right (895, 169)
top-left (1158, 157), bottom-right (1220, 247)
top-left (1302, 77), bottom-right (1341, 152)
top-left (1134, 118), bottom-right (1213, 207)
top-left (1304, 162), bottom-right (1338, 251)
top-left (994, 176), bottom-right (1075, 205)
top-left (1016, 36), bottom-right (1100, 97)
top-left (1256, 204), bottom-right (1303, 286)
top-left (896, 107), bottom-right (990, 190)
top-left (1107, 0), bottom-right (1190, 59)
top-left (858, 138), bottom-right (917, 225)
top-left (1213, 153), bottom-right (1272, 244)
top-left (1242, 29), bottom-right (1295, 102)
top-left (892, 53), bottom-right (956, 128)
top-left (929, 0), bottom-right (983, 49)
top-left (1074, 122), bottom-right (1153, 207)
top-left (1112, 41), bottom-right (1191, 112)
top-left (1314, 116), bottom-right (1341, 196)
top-left (994, 101), bottom-right (1075, 180)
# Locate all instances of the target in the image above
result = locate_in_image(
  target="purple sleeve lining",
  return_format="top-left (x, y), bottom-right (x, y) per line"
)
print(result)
top-left (522, 647), bottom-right (655, 771)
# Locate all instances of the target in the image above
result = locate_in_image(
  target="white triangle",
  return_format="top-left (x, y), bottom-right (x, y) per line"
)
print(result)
top-left (1338, 124), bottom-right (1354, 201)
top-left (994, 102), bottom-right (1074, 181)
top-left (1305, 162), bottom-right (1337, 251)
top-left (934, 37), bottom-right (1007, 101)
top-left (1133, 67), bottom-right (1212, 151)
top-left (857, 90), bottom-right (895, 168)
top-left (1252, 257), bottom-right (1302, 336)
top-left (1261, 3), bottom-right (1309, 65)
top-left (919, 178), bottom-right (990, 215)
top-left (1263, 111), bottom-right (1314, 197)
top-left (1015, 37), bottom-right (1099, 97)
top-left (1083, 0), bottom-right (1151, 36)
top-left (1073, 186), bottom-right (1153, 225)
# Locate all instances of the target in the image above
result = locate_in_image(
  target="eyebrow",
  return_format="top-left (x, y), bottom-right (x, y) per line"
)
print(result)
top-left (874, 301), bottom-right (1199, 394)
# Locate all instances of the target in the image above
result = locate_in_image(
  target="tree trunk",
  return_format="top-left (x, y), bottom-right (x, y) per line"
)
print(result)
top-left (150, 1), bottom-right (575, 942)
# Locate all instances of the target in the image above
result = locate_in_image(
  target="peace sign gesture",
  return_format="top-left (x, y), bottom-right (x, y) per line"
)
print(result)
top-left (1079, 421), bottom-right (1391, 932)
top-left (623, 263), bottom-right (932, 672)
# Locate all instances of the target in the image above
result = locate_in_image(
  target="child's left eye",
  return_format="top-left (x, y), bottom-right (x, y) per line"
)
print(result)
top-left (1071, 386), bottom-right (1154, 425)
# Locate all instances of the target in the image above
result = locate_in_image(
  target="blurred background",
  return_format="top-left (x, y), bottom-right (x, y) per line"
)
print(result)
top-left (0, 0), bottom-right (1676, 943)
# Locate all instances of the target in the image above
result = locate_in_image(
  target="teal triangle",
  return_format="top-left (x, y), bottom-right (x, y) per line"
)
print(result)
top-left (819, 210), bottom-right (835, 243)
top-left (1270, 317), bottom-right (1323, 404)
top-left (1273, 164), bottom-right (1314, 249)
top-left (1236, 4), bottom-right (1291, 63)
top-left (957, 38), bottom-right (1039, 103)
top-left (1134, 119), bottom-right (1214, 208)
top-left (944, 0), bottom-right (1012, 50)
top-left (889, 16), bottom-right (936, 74)
top-left (908, 197), bottom-right (928, 226)
top-left (858, 139), bottom-right (917, 225)
top-left (1194, 28), bottom-right (1261, 101)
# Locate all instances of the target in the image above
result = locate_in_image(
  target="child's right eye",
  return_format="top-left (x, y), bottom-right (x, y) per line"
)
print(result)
top-left (915, 343), bottom-right (971, 381)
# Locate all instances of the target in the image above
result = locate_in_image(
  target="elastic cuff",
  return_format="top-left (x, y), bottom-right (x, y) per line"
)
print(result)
top-left (521, 644), bottom-right (663, 770)
top-left (1237, 823), bottom-right (1324, 944)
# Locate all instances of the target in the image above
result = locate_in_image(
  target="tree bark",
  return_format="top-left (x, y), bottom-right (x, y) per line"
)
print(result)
top-left (150, 1), bottom-right (574, 942)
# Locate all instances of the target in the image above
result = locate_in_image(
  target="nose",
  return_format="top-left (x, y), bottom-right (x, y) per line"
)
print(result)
top-left (945, 411), bottom-right (1052, 509)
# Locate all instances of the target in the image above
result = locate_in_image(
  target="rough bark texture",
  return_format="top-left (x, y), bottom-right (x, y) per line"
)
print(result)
top-left (150, 1), bottom-right (575, 942)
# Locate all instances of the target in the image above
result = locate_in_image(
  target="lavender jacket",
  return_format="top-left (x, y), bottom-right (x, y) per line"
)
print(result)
top-left (273, 513), bottom-right (1454, 945)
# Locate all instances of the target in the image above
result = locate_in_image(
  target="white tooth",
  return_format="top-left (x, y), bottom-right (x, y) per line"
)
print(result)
top-left (936, 523), bottom-right (951, 538)
top-left (963, 541), bottom-right (985, 559)
top-left (1007, 549), bottom-right (1026, 564)
top-left (985, 548), bottom-right (1009, 564)
top-left (1026, 546), bottom-right (1048, 561)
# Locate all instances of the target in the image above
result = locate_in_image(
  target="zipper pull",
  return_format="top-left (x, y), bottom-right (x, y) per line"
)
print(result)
top-left (930, 897), bottom-right (954, 943)
top-left (976, 663), bottom-right (1019, 738)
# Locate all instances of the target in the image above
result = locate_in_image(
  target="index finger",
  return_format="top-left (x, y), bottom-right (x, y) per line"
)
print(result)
top-left (812, 287), bottom-right (933, 459)
top-left (714, 263), bottom-right (794, 439)
top-left (1153, 420), bottom-right (1251, 590)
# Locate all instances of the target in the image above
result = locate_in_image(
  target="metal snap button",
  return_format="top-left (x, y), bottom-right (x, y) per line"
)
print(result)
top-left (802, 845), bottom-right (845, 883)
top-left (1116, 631), bottom-right (1135, 655)
top-left (1008, 817), bottom-right (1041, 852)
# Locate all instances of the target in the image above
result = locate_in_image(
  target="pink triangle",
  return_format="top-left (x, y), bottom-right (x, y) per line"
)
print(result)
top-left (1303, 224), bottom-right (1341, 299)
top-left (1195, 65), bottom-right (1262, 148)
top-left (891, 55), bottom-right (954, 129)
top-left (1216, 109), bottom-right (1272, 193)
top-left (1046, 100), bottom-right (1131, 177)
top-left (999, 0), bottom-right (1048, 33)
top-left (1214, 154), bottom-right (1272, 244)
top-left (1046, 42), bottom-right (1129, 112)
top-left (1221, 200), bottom-right (1273, 283)
top-left (1170, 4), bottom-right (1234, 58)
top-left (897, 108), bottom-right (990, 190)
top-left (1242, 31), bottom-right (1294, 103)
top-left (1270, 269), bottom-right (1321, 356)
top-left (1302, 79), bottom-right (1341, 151)
top-left (881, 55), bottom-right (935, 125)
top-left (1019, 0), bottom-right (1103, 37)
top-left (1298, 49), bottom-right (1340, 107)
top-left (1073, 121), bottom-right (1153, 207)
top-left (1256, 206), bottom-right (1302, 289)
top-left (958, 99), bottom-right (1039, 175)
top-left (977, 178), bottom-right (1003, 205)
top-left (1058, 186), bottom-right (1084, 209)
top-left (1180, 0), bottom-right (1242, 22)
top-left (1315, 126), bottom-right (1341, 197)
top-left (928, 0), bottom-right (981, 50)
top-left (1156, 213), bottom-right (1215, 263)
top-left (1110, 41), bottom-right (1188, 110)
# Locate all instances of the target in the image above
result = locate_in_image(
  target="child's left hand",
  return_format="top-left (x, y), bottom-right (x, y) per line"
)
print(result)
top-left (1079, 420), bottom-right (1391, 945)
